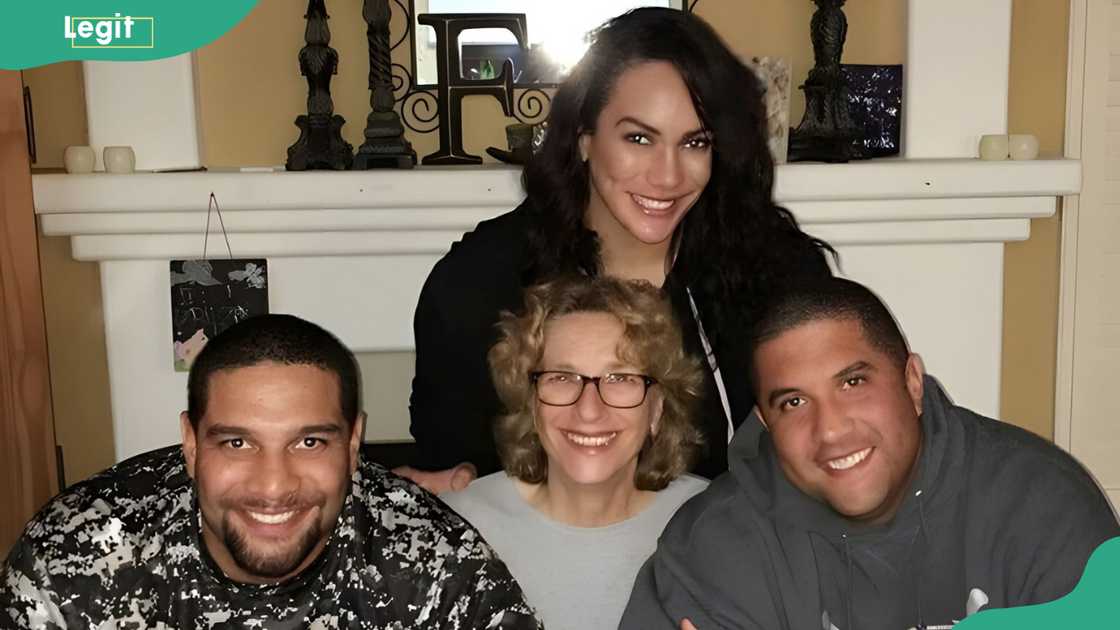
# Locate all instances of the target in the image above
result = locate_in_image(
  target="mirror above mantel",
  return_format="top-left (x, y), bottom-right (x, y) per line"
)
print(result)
top-left (410, 0), bottom-right (684, 87)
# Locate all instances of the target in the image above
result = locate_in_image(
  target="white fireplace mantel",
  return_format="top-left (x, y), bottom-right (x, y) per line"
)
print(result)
top-left (39, 0), bottom-right (1062, 462)
top-left (35, 158), bottom-right (1077, 261)
top-left (34, 158), bottom-right (1078, 462)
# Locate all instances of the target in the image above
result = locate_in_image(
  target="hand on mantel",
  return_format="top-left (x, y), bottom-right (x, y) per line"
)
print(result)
top-left (392, 462), bottom-right (477, 495)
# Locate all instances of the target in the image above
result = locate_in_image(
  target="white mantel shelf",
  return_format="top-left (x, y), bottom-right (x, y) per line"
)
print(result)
top-left (34, 158), bottom-right (1078, 261)
top-left (65, 2), bottom-right (1044, 461)
top-left (35, 156), bottom-right (1074, 457)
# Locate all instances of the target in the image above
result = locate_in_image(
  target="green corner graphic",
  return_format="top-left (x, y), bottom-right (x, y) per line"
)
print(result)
top-left (957, 536), bottom-right (1120, 629)
top-left (2, 1), bottom-right (259, 70)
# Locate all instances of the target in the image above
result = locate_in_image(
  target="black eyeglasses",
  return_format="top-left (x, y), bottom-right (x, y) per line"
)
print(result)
top-left (530, 371), bottom-right (658, 409)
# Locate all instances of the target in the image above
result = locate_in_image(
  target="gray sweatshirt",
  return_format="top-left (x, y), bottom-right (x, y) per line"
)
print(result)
top-left (443, 472), bottom-right (707, 630)
top-left (621, 375), bottom-right (1119, 630)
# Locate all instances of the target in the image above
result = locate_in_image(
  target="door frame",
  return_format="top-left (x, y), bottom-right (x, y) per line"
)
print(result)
top-left (0, 69), bottom-right (58, 551)
top-left (1054, 0), bottom-right (1088, 451)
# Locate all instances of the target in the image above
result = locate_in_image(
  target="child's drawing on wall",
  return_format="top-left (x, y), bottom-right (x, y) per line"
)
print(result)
top-left (170, 259), bottom-right (269, 371)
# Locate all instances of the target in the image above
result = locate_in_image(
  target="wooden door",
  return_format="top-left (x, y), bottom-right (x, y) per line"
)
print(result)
top-left (0, 70), bottom-right (59, 552)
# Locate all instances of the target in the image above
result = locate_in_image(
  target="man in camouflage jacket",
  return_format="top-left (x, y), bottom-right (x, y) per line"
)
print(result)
top-left (1, 315), bottom-right (541, 629)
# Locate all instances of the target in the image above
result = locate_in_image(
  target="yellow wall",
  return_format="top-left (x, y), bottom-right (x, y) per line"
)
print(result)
top-left (22, 62), bottom-right (116, 483)
top-left (28, 1), bottom-right (1068, 478)
top-left (195, 0), bottom-right (543, 168)
top-left (36, 234), bottom-right (116, 483)
top-left (694, 0), bottom-right (905, 124)
top-left (1000, 0), bottom-right (1070, 440)
top-left (23, 62), bottom-right (87, 170)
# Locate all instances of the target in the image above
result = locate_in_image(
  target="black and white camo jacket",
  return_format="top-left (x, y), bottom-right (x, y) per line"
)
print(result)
top-left (0, 446), bottom-right (543, 629)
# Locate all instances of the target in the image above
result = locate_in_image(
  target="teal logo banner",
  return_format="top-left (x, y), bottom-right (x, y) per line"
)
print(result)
top-left (65, 15), bottom-right (156, 49)
top-left (957, 536), bottom-right (1120, 629)
top-left (2, 1), bottom-right (259, 70)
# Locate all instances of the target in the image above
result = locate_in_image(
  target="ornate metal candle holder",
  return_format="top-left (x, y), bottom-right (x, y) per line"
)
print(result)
top-left (788, 0), bottom-right (866, 163)
top-left (353, 0), bottom-right (417, 169)
top-left (286, 0), bottom-right (354, 171)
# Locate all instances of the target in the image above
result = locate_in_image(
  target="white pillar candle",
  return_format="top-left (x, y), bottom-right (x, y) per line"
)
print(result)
top-left (63, 145), bottom-right (95, 174)
top-left (979, 134), bottom-right (1010, 160)
top-left (1009, 134), bottom-right (1040, 160)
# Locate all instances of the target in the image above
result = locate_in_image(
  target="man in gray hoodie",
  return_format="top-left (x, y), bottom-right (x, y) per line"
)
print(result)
top-left (620, 277), bottom-right (1119, 630)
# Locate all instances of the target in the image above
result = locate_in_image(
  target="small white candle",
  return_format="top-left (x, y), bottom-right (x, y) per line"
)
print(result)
top-left (978, 134), bottom-right (1009, 160)
top-left (1009, 134), bottom-right (1039, 160)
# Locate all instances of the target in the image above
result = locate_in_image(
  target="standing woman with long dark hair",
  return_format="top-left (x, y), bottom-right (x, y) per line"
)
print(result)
top-left (401, 7), bottom-right (833, 492)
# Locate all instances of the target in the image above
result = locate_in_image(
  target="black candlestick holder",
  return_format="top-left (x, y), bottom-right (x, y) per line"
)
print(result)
top-left (286, 0), bottom-right (354, 171)
top-left (788, 0), bottom-right (866, 163)
top-left (353, 0), bottom-right (416, 169)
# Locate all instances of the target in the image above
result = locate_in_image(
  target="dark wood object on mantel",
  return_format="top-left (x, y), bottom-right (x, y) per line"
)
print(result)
top-left (286, 0), bottom-right (354, 171)
top-left (788, 0), bottom-right (867, 163)
top-left (353, 0), bottom-right (417, 169)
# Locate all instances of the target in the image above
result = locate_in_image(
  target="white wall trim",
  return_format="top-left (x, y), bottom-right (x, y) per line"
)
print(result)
top-left (1054, 0), bottom-right (1089, 451)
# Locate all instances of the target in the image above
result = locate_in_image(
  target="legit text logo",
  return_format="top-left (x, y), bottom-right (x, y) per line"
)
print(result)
top-left (64, 14), bottom-right (154, 48)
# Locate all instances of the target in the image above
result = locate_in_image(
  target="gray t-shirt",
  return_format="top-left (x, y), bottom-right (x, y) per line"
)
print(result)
top-left (442, 472), bottom-right (708, 630)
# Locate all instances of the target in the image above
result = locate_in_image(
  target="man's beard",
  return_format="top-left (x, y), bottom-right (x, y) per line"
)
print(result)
top-left (222, 510), bottom-right (324, 580)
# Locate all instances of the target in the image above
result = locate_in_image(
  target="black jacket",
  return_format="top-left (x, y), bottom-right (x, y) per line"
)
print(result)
top-left (408, 201), bottom-right (830, 478)
top-left (620, 376), bottom-right (1120, 629)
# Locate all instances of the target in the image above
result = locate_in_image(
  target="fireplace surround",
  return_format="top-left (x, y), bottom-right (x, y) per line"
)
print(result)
top-left (32, 0), bottom-right (1079, 461)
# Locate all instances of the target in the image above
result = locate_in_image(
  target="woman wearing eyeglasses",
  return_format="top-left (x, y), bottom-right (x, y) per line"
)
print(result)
top-left (442, 276), bottom-right (707, 630)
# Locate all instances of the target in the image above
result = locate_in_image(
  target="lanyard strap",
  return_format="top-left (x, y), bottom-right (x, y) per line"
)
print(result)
top-left (687, 288), bottom-right (734, 444)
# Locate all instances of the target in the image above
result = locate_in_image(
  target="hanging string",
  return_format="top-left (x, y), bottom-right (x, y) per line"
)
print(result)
top-left (201, 191), bottom-right (234, 260)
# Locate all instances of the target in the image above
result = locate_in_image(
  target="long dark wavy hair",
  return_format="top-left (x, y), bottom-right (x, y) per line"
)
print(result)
top-left (522, 7), bottom-right (835, 351)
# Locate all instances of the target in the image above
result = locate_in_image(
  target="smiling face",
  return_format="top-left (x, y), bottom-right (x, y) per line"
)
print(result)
top-left (753, 318), bottom-right (924, 525)
top-left (535, 312), bottom-right (663, 491)
top-left (579, 60), bottom-right (712, 249)
top-left (180, 361), bottom-right (362, 584)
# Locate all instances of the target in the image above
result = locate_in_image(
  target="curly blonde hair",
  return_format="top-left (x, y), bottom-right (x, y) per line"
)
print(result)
top-left (488, 275), bottom-right (704, 491)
